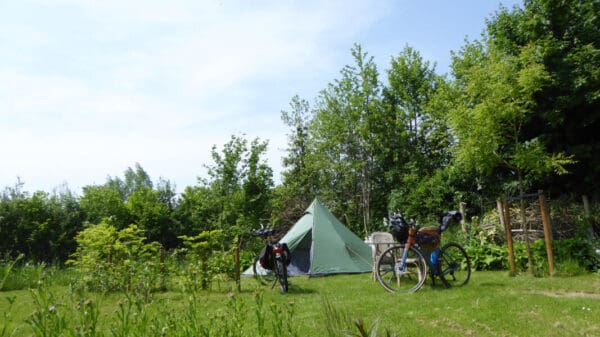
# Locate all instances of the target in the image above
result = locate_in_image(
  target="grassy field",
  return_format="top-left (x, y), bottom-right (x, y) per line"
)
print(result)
top-left (1, 270), bottom-right (599, 336)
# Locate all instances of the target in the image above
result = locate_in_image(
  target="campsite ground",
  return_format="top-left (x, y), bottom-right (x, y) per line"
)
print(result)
top-left (1, 271), bottom-right (599, 336)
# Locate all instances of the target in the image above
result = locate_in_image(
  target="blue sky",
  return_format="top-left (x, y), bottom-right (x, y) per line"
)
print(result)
top-left (0, 0), bottom-right (522, 194)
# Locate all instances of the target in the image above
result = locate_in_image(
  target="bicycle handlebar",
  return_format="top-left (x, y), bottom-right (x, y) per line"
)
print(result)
top-left (387, 210), bottom-right (462, 231)
top-left (251, 227), bottom-right (277, 238)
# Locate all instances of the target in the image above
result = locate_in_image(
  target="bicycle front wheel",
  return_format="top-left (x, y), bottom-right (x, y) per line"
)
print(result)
top-left (275, 260), bottom-right (288, 294)
top-left (252, 256), bottom-right (275, 285)
top-left (439, 242), bottom-right (471, 287)
top-left (375, 245), bottom-right (427, 293)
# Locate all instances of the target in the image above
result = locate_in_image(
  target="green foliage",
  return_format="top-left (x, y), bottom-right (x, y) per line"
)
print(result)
top-left (2, 272), bottom-right (600, 336)
top-left (0, 295), bottom-right (16, 337)
top-left (486, 0), bottom-right (600, 195)
top-left (310, 43), bottom-right (385, 234)
top-left (0, 254), bottom-right (23, 291)
top-left (178, 230), bottom-right (232, 291)
top-left (127, 186), bottom-right (178, 248)
top-left (80, 185), bottom-right (131, 230)
top-left (68, 221), bottom-right (163, 294)
top-left (0, 182), bottom-right (85, 263)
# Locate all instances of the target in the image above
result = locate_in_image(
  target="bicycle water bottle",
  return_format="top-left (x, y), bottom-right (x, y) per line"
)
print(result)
top-left (430, 249), bottom-right (440, 267)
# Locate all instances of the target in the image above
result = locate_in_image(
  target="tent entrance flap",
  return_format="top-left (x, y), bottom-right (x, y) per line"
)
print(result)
top-left (286, 229), bottom-right (312, 275)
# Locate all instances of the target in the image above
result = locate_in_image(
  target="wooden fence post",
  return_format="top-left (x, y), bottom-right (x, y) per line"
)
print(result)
top-left (582, 195), bottom-right (595, 239)
top-left (538, 190), bottom-right (555, 276)
top-left (497, 200), bottom-right (505, 229)
top-left (502, 198), bottom-right (516, 276)
top-left (583, 195), bottom-right (591, 216)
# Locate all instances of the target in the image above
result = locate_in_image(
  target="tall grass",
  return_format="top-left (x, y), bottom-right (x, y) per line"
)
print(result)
top-left (1, 270), bottom-right (599, 336)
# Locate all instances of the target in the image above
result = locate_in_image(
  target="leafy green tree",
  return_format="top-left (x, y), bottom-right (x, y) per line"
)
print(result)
top-left (449, 34), bottom-right (574, 274)
top-left (276, 95), bottom-right (320, 226)
top-left (178, 230), bottom-right (228, 290)
top-left (80, 184), bottom-right (131, 229)
top-left (176, 185), bottom-right (219, 235)
top-left (485, 0), bottom-right (600, 196)
top-left (383, 45), bottom-right (454, 219)
top-left (106, 163), bottom-right (153, 201)
top-left (202, 135), bottom-right (274, 230)
top-left (243, 138), bottom-right (274, 227)
top-left (68, 221), bottom-right (162, 293)
top-left (311, 44), bottom-right (384, 235)
top-left (0, 181), bottom-right (84, 263)
top-left (127, 186), bottom-right (178, 249)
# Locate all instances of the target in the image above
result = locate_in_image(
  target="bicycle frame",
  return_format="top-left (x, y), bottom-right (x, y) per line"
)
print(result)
top-left (398, 227), bottom-right (441, 276)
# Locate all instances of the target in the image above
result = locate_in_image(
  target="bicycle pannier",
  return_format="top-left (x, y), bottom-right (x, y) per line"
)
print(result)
top-left (388, 214), bottom-right (409, 243)
top-left (416, 229), bottom-right (440, 253)
top-left (439, 211), bottom-right (462, 232)
top-left (258, 245), bottom-right (274, 270)
top-left (281, 243), bottom-right (292, 266)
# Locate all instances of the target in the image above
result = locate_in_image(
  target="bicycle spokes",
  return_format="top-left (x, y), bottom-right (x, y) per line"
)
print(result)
top-left (376, 246), bottom-right (427, 293)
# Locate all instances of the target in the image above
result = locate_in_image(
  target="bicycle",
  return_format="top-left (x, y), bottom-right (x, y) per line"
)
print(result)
top-left (251, 226), bottom-right (291, 293)
top-left (375, 211), bottom-right (471, 293)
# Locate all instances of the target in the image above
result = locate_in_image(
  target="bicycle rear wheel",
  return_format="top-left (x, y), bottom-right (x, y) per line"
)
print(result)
top-left (439, 242), bottom-right (471, 287)
top-left (252, 256), bottom-right (275, 285)
top-left (375, 245), bottom-right (427, 293)
top-left (275, 260), bottom-right (288, 293)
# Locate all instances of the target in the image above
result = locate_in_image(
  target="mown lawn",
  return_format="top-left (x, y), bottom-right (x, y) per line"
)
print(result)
top-left (1, 271), bottom-right (599, 336)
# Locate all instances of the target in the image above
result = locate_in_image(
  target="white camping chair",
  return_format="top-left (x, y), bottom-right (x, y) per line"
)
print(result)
top-left (368, 231), bottom-right (394, 280)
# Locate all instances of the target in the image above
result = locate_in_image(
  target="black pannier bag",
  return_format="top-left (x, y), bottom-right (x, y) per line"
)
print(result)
top-left (258, 245), bottom-right (274, 270)
top-left (439, 211), bottom-right (462, 232)
top-left (281, 243), bottom-right (292, 266)
top-left (388, 214), bottom-right (409, 243)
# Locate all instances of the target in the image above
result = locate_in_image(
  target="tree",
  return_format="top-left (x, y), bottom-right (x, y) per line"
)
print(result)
top-left (80, 184), bottom-right (131, 229)
top-left (127, 186), bottom-right (178, 249)
top-left (0, 181), bottom-right (84, 263)
top-left (277, 95), bottom-right (319, 226)
top-left (486, 0), bottom-right (600, 196)
top-left (449, 37), bottom-right (574, 274)
top-left (383, 45), bottom-right (454, 220)
top-left (311, 44), bottom-right (384, 235)
top-left (106, 163), bottom-right (153, 201)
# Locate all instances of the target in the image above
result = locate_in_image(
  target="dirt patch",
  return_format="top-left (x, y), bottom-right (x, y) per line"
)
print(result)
top-left (526, 290), bottom-right (600, 299)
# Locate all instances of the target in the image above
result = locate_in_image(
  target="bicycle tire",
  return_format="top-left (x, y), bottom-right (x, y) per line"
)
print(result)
top-left (275, 259), bottom-right (288, 293)
top-left (438, 242), bottom-right (471, 287)
top-left (252, 256), bottom-right (275, 285)
top-left (375, 245), bottom-right (427, 293)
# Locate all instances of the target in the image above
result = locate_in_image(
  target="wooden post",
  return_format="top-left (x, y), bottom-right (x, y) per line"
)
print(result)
top-left (583, 195), bottom-right (591, 216)
top-left (582, 195), bottom-right (595, 239)
top-left (497, 200), bottom-right (505, 229)
top-left (459, 202), bottom-right (467, 232)
top-left (538, 190), bottom-right (555, 276)
top-left (502, 198), bottom-right (516, 276)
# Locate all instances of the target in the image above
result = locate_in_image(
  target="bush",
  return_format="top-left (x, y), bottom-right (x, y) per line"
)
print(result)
top-left (67, 221), bottom-right (163, 295)
top-left (177, 230), bottom-right (234, 291)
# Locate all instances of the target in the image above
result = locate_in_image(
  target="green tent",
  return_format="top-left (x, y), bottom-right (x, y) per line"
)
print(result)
top-left (248, 199), bottom-right (373, 276)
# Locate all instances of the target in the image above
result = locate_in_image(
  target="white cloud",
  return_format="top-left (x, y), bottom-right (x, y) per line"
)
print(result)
top-left (0, 0), bottom-right (396, 192)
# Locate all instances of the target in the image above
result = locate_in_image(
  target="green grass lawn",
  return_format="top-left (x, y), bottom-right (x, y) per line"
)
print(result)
top-left (1, 271), bottom-right (599, 336)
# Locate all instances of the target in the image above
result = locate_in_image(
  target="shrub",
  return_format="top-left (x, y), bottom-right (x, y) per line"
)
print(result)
top-left (67, 221), bottom-right (163, 294)
top-left (178, 230), bottom-right (233, 291)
